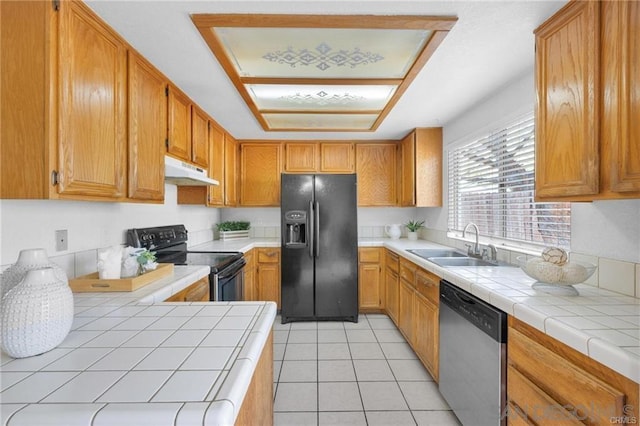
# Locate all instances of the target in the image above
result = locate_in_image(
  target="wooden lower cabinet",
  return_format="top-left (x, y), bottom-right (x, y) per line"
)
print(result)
top-left (164, 277), bottom-right (209, 302)
top-left (385, 268), bottom-right (399, 325)
top-left (358, 247), bottom-right (383, 311)
top-left (413, 291), bottom-right (439, 382)
top-left (398, 279), bottom-right (414, 344)
top-left (257, 248), bottom-right (281, 308)
top-left (507, 316), bottom-right (639, 425)
top-left (243, 249), bottom-right (256, 301)
top-left (235, 332), bottom-right (274, 426)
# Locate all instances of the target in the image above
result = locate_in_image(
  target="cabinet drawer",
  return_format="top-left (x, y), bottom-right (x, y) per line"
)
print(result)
top-left (508, 365), bottom-right (583, 425)
top-left (359, 247), bottom-right (381, 263)
top-left (399, 258), bottom-right (416, 286)
top-left (165, 277), bottom-right (209, 302)
top-left (415, 268), bottom-right (439, 305)
top-left (509, 327), bottom-right (625, 424)
top-left (257, 248), bottom-right (280, 263)
top-left (385, 250), bottom-right (399, 273)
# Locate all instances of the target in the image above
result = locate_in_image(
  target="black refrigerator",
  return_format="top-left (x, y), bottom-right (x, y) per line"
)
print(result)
top-left (280, 174), bottom-right (358, 323)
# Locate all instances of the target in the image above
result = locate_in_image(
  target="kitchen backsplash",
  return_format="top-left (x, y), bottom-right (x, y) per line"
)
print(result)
top-left (422, 227), bottom-right (640, 299)
top-left (0, 227), bottom-right (216, 280)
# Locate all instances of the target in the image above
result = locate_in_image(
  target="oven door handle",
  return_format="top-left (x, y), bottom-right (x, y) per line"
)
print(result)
top-left (217, 259), bottom-right (246, 279)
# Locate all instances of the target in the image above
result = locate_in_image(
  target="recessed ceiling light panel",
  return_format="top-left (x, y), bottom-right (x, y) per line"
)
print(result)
top-left (215, 27), bottom-right (431, 79)
top-left (246, 84), bottom-right (397, 111)
top-left (192, 14), bottom-right (457, 131)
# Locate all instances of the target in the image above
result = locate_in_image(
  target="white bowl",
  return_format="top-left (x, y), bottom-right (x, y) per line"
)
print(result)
top-left (516, 256), bottom-right (596, 285)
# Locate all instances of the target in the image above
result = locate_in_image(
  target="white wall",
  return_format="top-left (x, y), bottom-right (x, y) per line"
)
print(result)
top-left (0, 185), bottom-right (220, 266)
top-left (421, 70), bottom-right (640, 264)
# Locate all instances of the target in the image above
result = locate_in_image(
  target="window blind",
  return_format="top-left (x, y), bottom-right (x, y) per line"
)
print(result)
top-left (448, 113), bottom-right (570, 249)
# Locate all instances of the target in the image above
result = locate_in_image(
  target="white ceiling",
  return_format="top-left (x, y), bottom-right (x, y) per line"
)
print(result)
top-left (86, 0), bottom-right (567, 141)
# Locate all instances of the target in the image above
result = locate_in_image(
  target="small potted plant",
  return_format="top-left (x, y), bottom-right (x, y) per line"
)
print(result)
top-left (216, 221), bottom-right (251, 240)
top-left (136, 249), bottom-right (158, 273)
top-left (405, 220), bottom-right (425, 241)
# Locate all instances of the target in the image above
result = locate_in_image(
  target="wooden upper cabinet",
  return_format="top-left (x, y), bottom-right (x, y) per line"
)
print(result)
top-left (57, 1), bottom-right (127, 198)
top-left (225, 134), bottom-right (239, 206)
top-left (207, 123), bottom-right (226, 206)
top-left (240, 143), bottom-right (282, 206)
top-left (167, 84), bottom-right (192, 162)
top-left (284, 143), bottom-right (318, 173)
top-left (127, 50), bottom-right (166, 201)
top-left (320, 143), bottom-right (354, 173)
top-left (191, 106), bottom-right (210, 169)
top-left (356, 143), bottom-right (397, 206)
top-left (284, 142), bottom-right (354, 173)
top-left (602, 0), bottom-right (640, 194)
top-left (535, 1), bottom-right (639, 200)
top-left (1, 0), bottom-right (129, 200)
top-left (400, 128), bottom-right (442, 207)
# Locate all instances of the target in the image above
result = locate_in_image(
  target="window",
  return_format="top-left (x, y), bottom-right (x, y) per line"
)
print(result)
top-left (448, 113), bottom-right (570, 249)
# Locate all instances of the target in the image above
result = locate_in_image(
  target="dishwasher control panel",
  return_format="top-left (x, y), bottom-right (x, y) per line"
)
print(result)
top-left (440, 280), bottom-right (507, 343)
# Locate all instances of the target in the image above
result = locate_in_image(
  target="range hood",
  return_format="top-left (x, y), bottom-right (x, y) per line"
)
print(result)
top-left (164, 156), bottom-right (219, 186)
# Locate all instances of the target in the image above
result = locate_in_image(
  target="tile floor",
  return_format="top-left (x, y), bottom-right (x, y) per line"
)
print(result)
top-left (272, 313), bottom-right (461, 426)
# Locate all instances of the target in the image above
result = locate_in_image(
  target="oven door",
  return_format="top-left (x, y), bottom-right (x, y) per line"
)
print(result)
top-left (213, 258), bottom-right (246, 301)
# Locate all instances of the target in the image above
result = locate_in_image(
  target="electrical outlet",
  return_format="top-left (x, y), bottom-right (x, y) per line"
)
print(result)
top-left (55, 229), bottom-right (68, 251)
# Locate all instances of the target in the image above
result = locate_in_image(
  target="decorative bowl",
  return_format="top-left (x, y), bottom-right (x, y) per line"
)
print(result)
top-left (516, 255), bottom-right (596, 286)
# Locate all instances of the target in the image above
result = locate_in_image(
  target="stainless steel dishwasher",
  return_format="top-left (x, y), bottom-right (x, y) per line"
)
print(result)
top-left (438, 280), bottom-right (507, 426)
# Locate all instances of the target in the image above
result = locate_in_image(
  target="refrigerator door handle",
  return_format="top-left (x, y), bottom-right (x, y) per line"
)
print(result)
top-left (309, 200), bottom-right (314, 258)
top-left (315, 201), bottom-right (320, 258)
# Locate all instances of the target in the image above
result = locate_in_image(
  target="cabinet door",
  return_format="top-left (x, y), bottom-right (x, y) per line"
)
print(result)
top-left (603, 1), bottom-right (640, 194)
top-left (58, 1), bottom-right (127, 198)
top-left (358, 247), bottom-right (382, 310)
top-left (385, 267), bottom-right (399, 325)
top-left (127, 51), bottom-right (166, 201)
top-left (414, 128), bottom-right (443, 207)
top-left (243, 250), bottom-right (256, 301)
top-left (284, 143), bottom-right (317, 172)
top-left (359, 263), bottom-right (381, 310)
top-left (191, 106), bottom-right (209, 169)
top-left (534, 1), bottom-right (600, 199)
top-left (240, 143), bottom-right (282, 206)
top-left (356, 144), bottom-right (397, 206)
top-left (207, 123), bottom-right (225, 206)
top-left (320, 143), bottom-right (354, 173)
top-left (398, 279), bottom-right (414, 344)
top-left (224, 135), bottom-right (238, 206)
top-left (400, 132), bottom-right (415, 206)
top-left (165, 277), bottom-right (210, 302)
top-left (257, 263), bottom-right (280, 308)
top-left (414, 292), bottom-right (438, 382)
top-left (167, 85), bottom-right (192, 162)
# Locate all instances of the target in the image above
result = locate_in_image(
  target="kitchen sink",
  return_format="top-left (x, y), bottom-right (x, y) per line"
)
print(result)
top-left (406, 249), bottom-right (467, 259)
top-left (428, 257), bottom-right (499, 267)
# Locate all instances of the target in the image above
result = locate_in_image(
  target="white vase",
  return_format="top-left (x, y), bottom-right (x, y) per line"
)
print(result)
top-left (408, 231), bottom-right (418, 241)
top-left (1, 268), bottom-right (74, 358)
top-left (0, 248), bottom-right (67, 300)
top-left (384, 224), bottom-right (402, 240)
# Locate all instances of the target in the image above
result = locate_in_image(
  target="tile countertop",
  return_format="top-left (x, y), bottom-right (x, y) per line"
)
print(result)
top-left (361, 238), bottom-right (640, 384)
top-left (194, 236), bottom-right (638, 382)
top-left (0, 265), bottom-right (277, 426)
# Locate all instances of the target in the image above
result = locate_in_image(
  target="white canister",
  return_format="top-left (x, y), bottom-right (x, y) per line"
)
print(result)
top-left (1, 267), bottom-right (74, 358)
top-left (384, 224), bottom-right (402, 240)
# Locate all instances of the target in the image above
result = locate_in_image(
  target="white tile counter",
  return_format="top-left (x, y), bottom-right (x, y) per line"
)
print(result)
top-left (0, 265), bottom-right (277, 426)
top-left (364, 238), bottom-right (640, 383)
top-left (190, 238), bottom-right (280, 253)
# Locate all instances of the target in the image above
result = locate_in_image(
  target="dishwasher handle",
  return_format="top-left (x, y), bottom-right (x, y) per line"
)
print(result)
top-left (440, 279), bottom-right (507, 343)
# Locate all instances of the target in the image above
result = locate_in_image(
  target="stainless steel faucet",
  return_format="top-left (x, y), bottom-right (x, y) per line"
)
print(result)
top-left (483, 244), bottom-right (498, 261)
top-left (462, 223), bottom-right (480, 257)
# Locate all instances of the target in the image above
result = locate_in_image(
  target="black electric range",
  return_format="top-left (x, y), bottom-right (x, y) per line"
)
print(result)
top-left (126, 225), bottom-right (245, 301)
